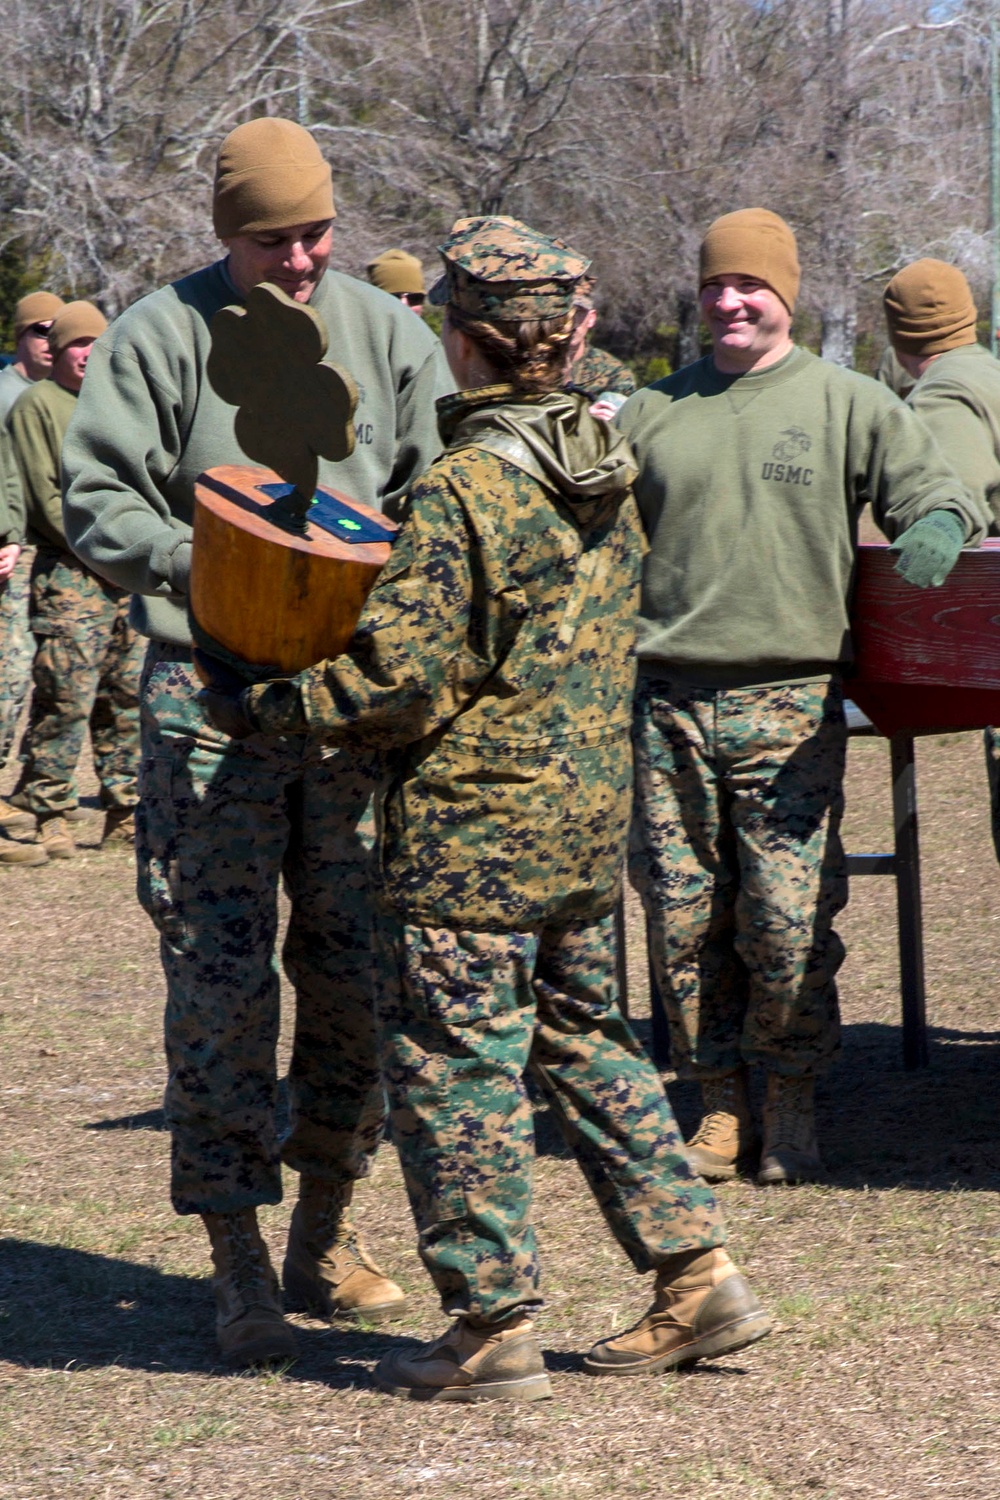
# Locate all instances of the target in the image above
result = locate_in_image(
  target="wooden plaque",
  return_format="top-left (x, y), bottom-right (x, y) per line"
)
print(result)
top-left (190, 465), bottom-right (397, 675)
top-left (848, 540), bottom-right (1000, 736)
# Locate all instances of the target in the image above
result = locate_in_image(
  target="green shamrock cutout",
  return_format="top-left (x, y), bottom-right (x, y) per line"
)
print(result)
top-left (207, 281), bottom-right (358, 501)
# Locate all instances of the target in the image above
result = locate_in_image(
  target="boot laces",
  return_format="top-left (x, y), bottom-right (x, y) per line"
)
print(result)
top-left (225, 1217), bottom-right (272, 1300)
top-left (689, 1110), bottom-right (738, 1149)
top-left (768, 1081), bottom-right (813, 1150)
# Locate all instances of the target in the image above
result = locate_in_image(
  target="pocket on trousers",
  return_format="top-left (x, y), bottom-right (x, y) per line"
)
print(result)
top-left (407, 928), bottom-right (518, 1031)
top-left (135, 755), bottom-right (187, 948)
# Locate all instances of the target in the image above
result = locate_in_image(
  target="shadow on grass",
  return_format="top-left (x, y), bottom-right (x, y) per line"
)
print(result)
top-left (86, 1079), bottom-right (290, 1138)
top-left (536, 1016), bottom-right (1000, 1189)
top-left (641, 1019), bottom-right (1000, 1192)
top-left (86, 1107), bottom-right (166, 1132)
top-left (0, 1238), bottom-right (409, 1386)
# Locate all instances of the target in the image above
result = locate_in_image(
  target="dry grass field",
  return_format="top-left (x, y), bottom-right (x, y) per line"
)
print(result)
top-left (2, 725), bottom-right (999, 1500)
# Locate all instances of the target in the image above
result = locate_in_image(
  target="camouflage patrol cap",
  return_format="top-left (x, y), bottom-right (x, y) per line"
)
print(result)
top-left (428, 215), bottom-right (590, 321)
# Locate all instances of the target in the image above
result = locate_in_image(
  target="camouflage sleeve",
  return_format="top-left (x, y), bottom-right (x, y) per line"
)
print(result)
top-left (289, 472), bottom-right (489, 745)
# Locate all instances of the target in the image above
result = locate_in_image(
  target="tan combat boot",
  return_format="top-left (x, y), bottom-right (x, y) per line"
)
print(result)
top-left (0, 814), bottom-right (75, 865)
top-left (202, 1208), bottom-right (298, 1367)
top-left (375, 1312), bottom-right (552, 1402)
top-left (0, 796), bottom-right (35, 835)
top-left (283, 1175), bottom-right (407, 1322)
top-left (583, 1247), bottom-right (771, 1376)
top-left (757, 1073), bottom-right (825, 1185)
top-left (101, 808), bottom-right (136, 846)
top-left (685, 1067), bottom-right (759, 1181)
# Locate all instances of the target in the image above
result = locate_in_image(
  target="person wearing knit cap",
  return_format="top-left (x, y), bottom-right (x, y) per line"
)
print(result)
top-left (62, 116), bottom-right (452, 1368)
top-left (0, 298), bottom-right (145, 868)
top-left (619, 208), bottom-right (990, 1188)
top-left (883, 257), bottom-right (1000, 872)
top-left (366, 249), bottom-right (427, 315)
top-left (194, 211), bottom-right (771, 1400)
top-left (0, 290), bottom-right (66, 425)
top-left (0, 291), bottom-right (67, 788)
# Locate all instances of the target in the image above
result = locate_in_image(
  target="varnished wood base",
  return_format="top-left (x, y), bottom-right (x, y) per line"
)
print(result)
top-left (190, 465), bottom-right (397, 674)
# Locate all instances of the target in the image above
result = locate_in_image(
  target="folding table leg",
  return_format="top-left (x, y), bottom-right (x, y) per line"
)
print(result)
top-left (890, 733), bottom-right (928, 1069)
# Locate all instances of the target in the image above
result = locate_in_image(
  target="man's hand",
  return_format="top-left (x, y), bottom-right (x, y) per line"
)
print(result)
top-left (0, 543), bottom-right (21, 580)
top-left (891, 510), bottom-right (966, 588)
top-left (192, 648), bottom-right (258, 739)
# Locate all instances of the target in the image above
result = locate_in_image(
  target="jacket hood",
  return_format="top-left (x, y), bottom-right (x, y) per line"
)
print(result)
top-left (437, 384), bottom-right (637, 529)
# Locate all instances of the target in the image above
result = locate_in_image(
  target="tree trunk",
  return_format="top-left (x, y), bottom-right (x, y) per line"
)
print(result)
top-left (818, 0), bottom-right (857, 367)
top-left (675, 289), bottom-right (701, 369)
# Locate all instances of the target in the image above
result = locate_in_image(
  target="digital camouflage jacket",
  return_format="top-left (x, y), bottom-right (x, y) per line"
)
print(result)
top-left (569, 344), bottom-right (637, 401)
top-left (248, 385), bottom-right (643, 931)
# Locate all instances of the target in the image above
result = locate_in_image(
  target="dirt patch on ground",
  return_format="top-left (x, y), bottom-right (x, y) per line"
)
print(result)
top-left (2, 728), bottom-right (999, 1499)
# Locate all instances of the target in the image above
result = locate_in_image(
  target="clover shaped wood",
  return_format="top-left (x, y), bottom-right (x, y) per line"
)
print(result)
top-left (207, 281), bottom-right (358, 500)
top-left (190, 280), bottom-right (396, 676)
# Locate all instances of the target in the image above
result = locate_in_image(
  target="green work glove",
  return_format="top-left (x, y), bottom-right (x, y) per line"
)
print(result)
top-left (890, 510), bottom-right (966, 588)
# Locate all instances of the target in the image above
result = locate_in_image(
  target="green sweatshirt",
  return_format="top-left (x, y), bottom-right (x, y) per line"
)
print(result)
top-left (905, 342), bottom-right (1000, 531)
top-left (618, 345), bottom-right (990, 686)
top-left (62, 260), bottom-right (452, 645)
top-left (0, 364), bottom-right (32, 426)
top-left (8, 378), bottom-right (77, 549)
top-left (0, 422), bottom-right (24, 546)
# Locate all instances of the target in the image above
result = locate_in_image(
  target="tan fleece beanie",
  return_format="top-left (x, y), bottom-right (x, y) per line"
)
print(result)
top-left (699, 208), bottom-right (800, 313)
top-left (213, 118), bottom-right (335, 239)
top-left (883, 259), bottom-right (977, 356)
top-left (14, 291), bottom-right (65, 338)
top-left (48, 301), bottom-right (108, 359)
top-left (367, 249), bottom-right (424, 296)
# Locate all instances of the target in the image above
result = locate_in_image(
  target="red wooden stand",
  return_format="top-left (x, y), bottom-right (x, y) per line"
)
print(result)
top-left (846, 540), bottom-right (1000, 1069)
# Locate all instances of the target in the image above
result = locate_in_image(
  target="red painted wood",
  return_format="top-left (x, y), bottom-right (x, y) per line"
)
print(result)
top-left (848, 540), bottom-right (1000, 736)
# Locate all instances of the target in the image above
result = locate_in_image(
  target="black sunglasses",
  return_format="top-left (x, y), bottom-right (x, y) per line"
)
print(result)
top-left (26, 321), bottom-right (53, 336)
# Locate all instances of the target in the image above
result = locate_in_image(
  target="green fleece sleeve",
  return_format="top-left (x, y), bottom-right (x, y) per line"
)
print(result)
top-left (862, 397), bottom-right (991, 545)
top-left (907, 386), bottom-right (1000, 522)
top-left (9, 394), bottom-right (65, 548)
top-left (286, 477), bottom-right (481, 745)
top-left (62, 341), bottom-right (193, 598)
top-left (381, 342), bottom-right (453, 519)
top-left (0, 425), bottom-right (24, 545)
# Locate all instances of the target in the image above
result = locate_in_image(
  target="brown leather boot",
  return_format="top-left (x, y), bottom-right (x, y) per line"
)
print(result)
top-left (583, 1247), bottom-right (771, 1376)
top-left (0, 796), bottom-right (35, 835)
top-left (758, 1073), bottom-right (825, 1184)
top-left (375, 1312), bottom-right (552, 1402)
top-left (202, 1208), bottom-right (298, 1367)
top-left (101, 808), bottom-right (136, 846)
top-left (283, 1175), bottom-right (406, 1322)
top-left (0, 814), bottom-right (75, 865)
top-left (685, 1067), bottom-right (758, 1181)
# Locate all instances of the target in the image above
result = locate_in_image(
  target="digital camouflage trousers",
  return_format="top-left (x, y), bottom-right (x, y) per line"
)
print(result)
top-left (375, 911), bottom-right (725, 1321)
top-left (137, 641), bottom-right (387, 1215)
top-left (0, 545), bottom-right (34, 768)
top-left (628, 675), bottom-right (848, 1080)
top-left (17, 547), bottom-right (142, 816)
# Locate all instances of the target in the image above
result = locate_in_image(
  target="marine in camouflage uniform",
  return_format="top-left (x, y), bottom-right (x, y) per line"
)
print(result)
top-left (61, 118), bottom-right (452, 1368)
top-left (569, 342), bottom-right (637, 401)
top-left (201, 215), bottom-right (772, 1401)
top-left (1, 303), bottom-right (143, 864)
top-left (619, 210), bottom-right (989, 1188)
top-left (0, 421), bottom-right (30, 772)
